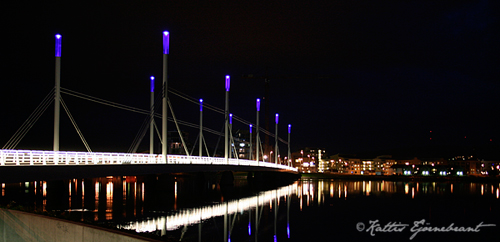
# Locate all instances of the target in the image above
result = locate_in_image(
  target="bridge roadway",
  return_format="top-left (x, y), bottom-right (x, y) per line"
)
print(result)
top-left (0, 149), bottom-right (298, 183)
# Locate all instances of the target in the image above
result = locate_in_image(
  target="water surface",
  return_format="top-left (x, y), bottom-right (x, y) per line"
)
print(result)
top-left (2, 176), bottom-right (499, 241)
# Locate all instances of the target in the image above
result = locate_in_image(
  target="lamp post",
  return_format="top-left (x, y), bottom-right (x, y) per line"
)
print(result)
top-left (162, 31), bottom-right (169, 163)
top-left (54, 34), bottom-right (62, 152)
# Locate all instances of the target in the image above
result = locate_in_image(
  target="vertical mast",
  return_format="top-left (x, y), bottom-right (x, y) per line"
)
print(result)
top-left (229, 113), bottom-right (233, 158)
top-left (162, 31), bottom-right (169, 162)
top-left (54, 34), bottom-right (62, 152)
top-left (199, 99), bottom-right (203, 157)
top-left (288, 124), bottom-right (291, 167)
top-left (150, 76), bottom-right (155, 154)
top-left (249, 124), bottom-right (253, 160)
top-left (256, 99), bottom-right (260, 162)
top-left (224, 75), bottom-right (230, 162)
top-left (275, 113), bottom-right (279, 164)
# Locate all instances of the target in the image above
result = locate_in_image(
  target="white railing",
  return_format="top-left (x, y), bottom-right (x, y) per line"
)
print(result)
top-left (0, 149), bottom-right (298, 172)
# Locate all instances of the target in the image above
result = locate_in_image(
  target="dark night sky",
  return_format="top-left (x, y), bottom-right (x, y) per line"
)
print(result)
top-left (2, 0), bottom-right (499, 158)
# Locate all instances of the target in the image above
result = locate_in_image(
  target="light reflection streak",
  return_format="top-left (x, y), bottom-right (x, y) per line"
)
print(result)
top-left (318, 180), bottom-right (322, 206)
top-left (118, 183), bottom-right (298, 232)
top-left (8, 177), bottom-right (499, 238)
top-left (174, 181), bottom-right (178, 211)
top-left (330, 183), bottom-right (333, 198)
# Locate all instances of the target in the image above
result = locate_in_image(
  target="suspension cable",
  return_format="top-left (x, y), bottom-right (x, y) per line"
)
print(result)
top-left (60, 97), bottom-right (92, 152)
top-left (62, 87), bottom-right (288, 148)
top-left (3, 88), bottom-right (55, 149)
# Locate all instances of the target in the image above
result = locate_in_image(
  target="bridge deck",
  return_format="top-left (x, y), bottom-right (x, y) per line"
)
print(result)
top-left (0, 150), bottom-right (298, 182)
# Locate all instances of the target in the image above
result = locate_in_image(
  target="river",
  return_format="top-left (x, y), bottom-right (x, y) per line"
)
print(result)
top-left (1, 174), bottom-right (499, 241)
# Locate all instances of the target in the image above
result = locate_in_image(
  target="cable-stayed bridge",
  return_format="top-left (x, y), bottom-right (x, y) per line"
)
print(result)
top-left (0, 32), bottom-right (298, 183)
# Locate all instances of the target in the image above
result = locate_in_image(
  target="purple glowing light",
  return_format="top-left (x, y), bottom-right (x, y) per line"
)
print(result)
top-left (256, 99), bottom-right (260, 111)
top-left (275, 114), bottom-right (279, 124)
top-left (248, 222), bottom-right (251, 235)
top-left (150, 76), bottom-right (155, 92)
top-left (199, 99), bottom-right (203, 111)
top-left (163, 31), bottom-right (169, 54)
top-left (249, 124), bottom-right (253, 133)
top-left (225, 75), bottom-right (230, 92)
top-left (229, 113), bottom-right (233, 124)
top-left (288, 124), bottom-right (291, 133)
top-left (55, 34), bottom-right (62, 57)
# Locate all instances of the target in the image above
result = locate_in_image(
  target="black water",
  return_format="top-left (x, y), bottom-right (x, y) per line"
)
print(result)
top-left (1, 175), bottom-right (499, 242)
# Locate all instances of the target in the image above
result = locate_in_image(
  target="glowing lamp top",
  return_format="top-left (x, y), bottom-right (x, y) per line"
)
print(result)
top-left (163, 31), bottom-right (169, 54)
top-left (250, 124), bottom-right (253, 133)
top-left (199, 99), bottom-right (203, 111)
top-left (256, 99), bottom-right (261, 111)
top-left (55, 34), bottom-right (62, 57)
top-left (288, 124), bottom-right (291, 133)
top-left (150, 76), bottom-right (155, 92)
top-left (275, 114), bottom-right (279, 124)
top-left (229, 113), bottom-right (233, 124)
top-left (225, 75), bottom-right (230, 92)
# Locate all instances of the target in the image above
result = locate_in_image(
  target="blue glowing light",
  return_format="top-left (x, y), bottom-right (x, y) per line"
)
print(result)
top-left (288, 124), bottom-right (291, 133)
top-left (287, 223), bottom-right (290, 238)
top-left (275, 114), bottom-right (279, 124)
top-left (248, 222), bottom-right (251, 235)
top-left (229, 113), bottom-right (233, 124)
top-left (256, 99), bottom-right (260, 111)
top-left (150, 76), bottom-right (155, 92)
top-left (249, 124), bottom-right (253, 133)
top-left (199, 99), bottom-right (203, 111)
top-left (163, 31), bottom-right (169, 54)
top-left (225, 75), bottom-right (230, 92)
top-left (55, 34), bottom-right (62, 57)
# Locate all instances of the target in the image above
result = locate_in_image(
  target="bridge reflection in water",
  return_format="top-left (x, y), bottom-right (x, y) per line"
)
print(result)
top-left (2, 177), bottom-right (500, 241)
top-left (1, 175), bottom-right (298, 241)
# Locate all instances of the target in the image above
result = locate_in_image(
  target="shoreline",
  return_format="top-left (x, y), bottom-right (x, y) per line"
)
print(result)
top-left (300, 173), bottom-right (500, 183)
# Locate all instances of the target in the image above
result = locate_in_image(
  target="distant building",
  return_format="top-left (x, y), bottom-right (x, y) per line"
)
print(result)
top-left (291, 147), bottom-right (326, 173)
top-left (373, 155), bottom-right (396, 175)
top-left (330, 154), bottom-right (374, 175)
top-left (167, 131), bottom-right (189, 155)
